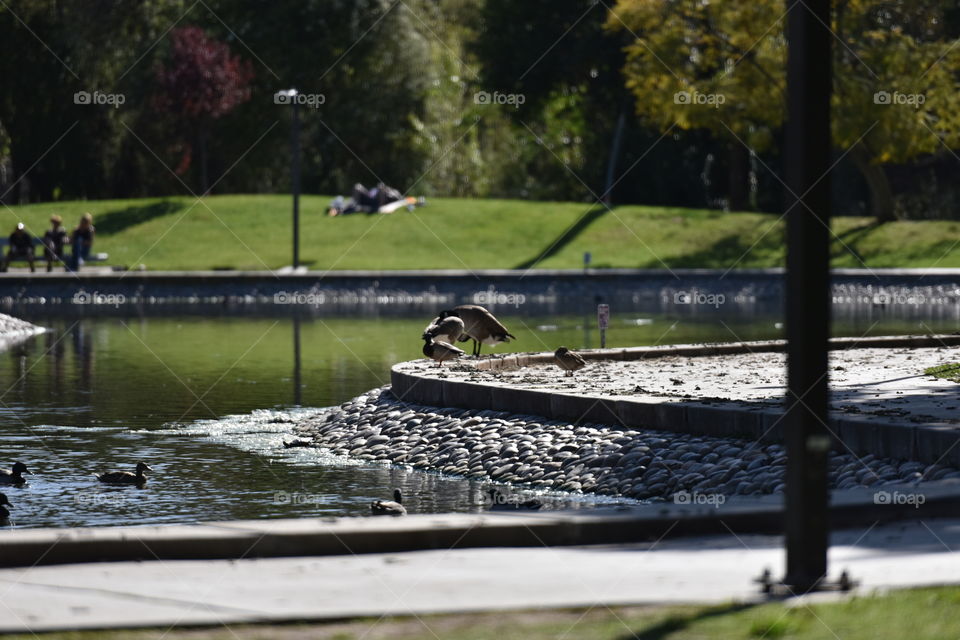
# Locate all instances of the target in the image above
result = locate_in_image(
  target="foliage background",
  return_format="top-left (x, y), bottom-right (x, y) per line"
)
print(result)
top-left (1, 0), bottom-right (959, 220)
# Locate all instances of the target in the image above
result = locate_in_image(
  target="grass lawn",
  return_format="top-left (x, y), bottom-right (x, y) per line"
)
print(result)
top-left (4, 586), bottom-right (960, 639)
top-left (3, 195), bottom-right (959, 271)
top-left (925, 362), bottom-right (960, 383)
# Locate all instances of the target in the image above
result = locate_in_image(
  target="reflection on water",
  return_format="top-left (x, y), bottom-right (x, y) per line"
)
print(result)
top-left (1, 307), bottom-right (957, 529)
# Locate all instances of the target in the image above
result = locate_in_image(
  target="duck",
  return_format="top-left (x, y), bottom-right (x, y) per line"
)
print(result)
top-left (371, 489), bottom-right (407, 516)
top-left (422, 310), bottom-right (466, 345)
top-left (422, 337), bottom-right (464, 366)
top-left (0, 493), bottom-right (11, 520)
top-left (488, 488), bottom-right (542, 511)
top-left (452, 304), bottom-right (516, 356)
top-left (0, 462), bottom-right (29, 485)
top-left (96, 462), bottom-right (152, 486)
top-left (554, 346), bottom-right (586, 377)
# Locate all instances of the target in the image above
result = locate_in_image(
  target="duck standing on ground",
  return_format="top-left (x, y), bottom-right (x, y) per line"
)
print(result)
top-left (96, 462), bottom-right (152, 486)
top-left (0, 493), bottom-right (11, 521)
top-left (371, 489), bottom-right (407, 516)
top-left (452, 304), bottom-right (516, 356)
top-left (422, 310), bottom-right (466, 345)
top-left (423, 337), bottom-right (464, 366)
top-left (554, 346), bottom-right (586, 377)
top-left (0, 462), bottom-right (29, 485)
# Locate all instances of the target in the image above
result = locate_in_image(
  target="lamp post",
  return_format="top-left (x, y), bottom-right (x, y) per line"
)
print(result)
top-left (783, 0), bottom-right (832, 592)
top-left (278, 88), bottom-right (301, 269)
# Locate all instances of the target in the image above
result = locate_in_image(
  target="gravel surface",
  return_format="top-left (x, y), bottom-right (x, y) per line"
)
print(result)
top-left (0, 313), bottom-right (43, 350)
top-left (396, 345), bottom-right (960, 425)
top-left (292, 387), bottom-right (960, 503)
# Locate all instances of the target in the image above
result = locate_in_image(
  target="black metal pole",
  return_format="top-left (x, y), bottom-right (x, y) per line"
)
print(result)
top-left (291, 97), bottom-right (301, 269)
top-left (784, 0), bottom-right (832, 591)
top-left (293, 315), bottom-right (302, 406)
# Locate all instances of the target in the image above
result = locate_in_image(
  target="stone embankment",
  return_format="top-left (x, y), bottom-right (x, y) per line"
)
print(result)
top-left (292, 387), bottom-right (958, 502)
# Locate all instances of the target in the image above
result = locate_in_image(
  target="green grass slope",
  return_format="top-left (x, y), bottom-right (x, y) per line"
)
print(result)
top-left (4, 195), bottom-right (959, 270)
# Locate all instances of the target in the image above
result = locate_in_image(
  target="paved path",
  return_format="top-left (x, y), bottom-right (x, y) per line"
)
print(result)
top-left (1, 517), bottom-right (958, 633)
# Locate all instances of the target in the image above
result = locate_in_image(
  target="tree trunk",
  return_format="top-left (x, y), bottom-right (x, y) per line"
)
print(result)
top-left (850, 142), bottom-right (894, 222)
top-left (728, 142), bottom-right (749, 211)
top-left (601, 105), bottom-right (627, 206)
top-left (199, 128), bottom-right (209, 195)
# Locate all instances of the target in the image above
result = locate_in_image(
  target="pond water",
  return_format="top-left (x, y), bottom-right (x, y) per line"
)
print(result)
top-left (1, 308), bottom-right (956, 529)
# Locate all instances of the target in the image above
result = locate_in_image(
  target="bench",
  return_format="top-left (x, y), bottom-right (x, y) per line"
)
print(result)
top-left (0, 236), bottom-right (108, 265)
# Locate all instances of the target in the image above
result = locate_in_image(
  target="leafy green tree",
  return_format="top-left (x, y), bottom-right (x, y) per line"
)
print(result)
top-left (0, 0), bottom-right (187, 202)
top-left (608, 0), bottom-right (960, 220)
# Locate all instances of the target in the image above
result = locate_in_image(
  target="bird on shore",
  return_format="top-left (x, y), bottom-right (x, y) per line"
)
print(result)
top-left (488, 488), bottom-right (542, 511)
top-left (96, 462), bottom-right (152, 486)
top-left (0, 462), bottom-right (29, 485)
top-left (423, 310), bottom-right (466, 345)
top-left (0, 493), bottom-right (11, 521)
top-left (371, 489), bottom-right (407, 516)
top-left (554, 346), bottom-right (586, 377)
top-left (423, 338), bottom-right (464, 366)
top-left (452, 304), bottom-right (516, 356)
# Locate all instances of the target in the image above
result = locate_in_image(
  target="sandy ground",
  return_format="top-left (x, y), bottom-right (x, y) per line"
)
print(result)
top-left (399, 344), bottom-right (960, 424)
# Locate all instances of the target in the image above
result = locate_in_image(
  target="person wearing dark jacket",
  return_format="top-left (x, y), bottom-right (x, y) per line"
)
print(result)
top-left (43, 215), bottom-right (68, 272)
top-left (1, 223), bottom-right (35, 272)
top-left (69, 213), bottom-right (95, 271)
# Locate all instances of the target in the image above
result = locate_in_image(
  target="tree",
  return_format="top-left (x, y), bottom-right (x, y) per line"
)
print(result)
top-left (153, 25), bottom-right (253, 194)
top-left (0, 0), bottom-right (187, 202)
top-left (607, 0), bottom-right (960, 221)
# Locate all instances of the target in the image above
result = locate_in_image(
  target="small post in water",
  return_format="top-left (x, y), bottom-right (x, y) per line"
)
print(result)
top-left (597, 303), bottom-right (609, 349)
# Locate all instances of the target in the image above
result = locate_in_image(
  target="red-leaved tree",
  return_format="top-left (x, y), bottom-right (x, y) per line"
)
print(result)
top-left (154, 26), bottom-right (253, 193)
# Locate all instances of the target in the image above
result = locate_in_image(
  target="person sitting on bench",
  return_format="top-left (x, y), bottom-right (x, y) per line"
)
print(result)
top-left (69, 213), bottom-right (95, 271)
top-left (1, 223), bottom-right (35, 273)
top-left (43, 215), bottom-right (68, 272)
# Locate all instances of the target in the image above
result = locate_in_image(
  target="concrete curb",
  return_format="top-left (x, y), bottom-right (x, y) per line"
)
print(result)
top-left (394, 336), bottom-right (960, 466)
top-left (3, 483), bottom-right (958, 568)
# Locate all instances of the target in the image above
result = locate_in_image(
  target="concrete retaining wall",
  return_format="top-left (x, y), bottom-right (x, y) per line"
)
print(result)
top-left (5, 485), bottom-right (960, 567)
top-left (393, 335), bottom-right (960, 466)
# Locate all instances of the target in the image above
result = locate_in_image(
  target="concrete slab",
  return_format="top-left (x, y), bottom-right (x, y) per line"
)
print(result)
top-left (3, 518), bottom-right (960, 634)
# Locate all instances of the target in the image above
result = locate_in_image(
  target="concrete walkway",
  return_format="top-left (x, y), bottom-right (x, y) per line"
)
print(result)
top-left (2, 517), bottom-right (959, 633)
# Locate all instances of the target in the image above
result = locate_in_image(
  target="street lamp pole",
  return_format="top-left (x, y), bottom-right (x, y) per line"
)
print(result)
top-left (290, 89), bottom-right (301, 270)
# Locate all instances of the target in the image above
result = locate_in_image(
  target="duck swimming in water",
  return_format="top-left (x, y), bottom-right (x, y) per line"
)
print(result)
top-left (0, 462), bottom-right (29, 485)
top-left (96, 462), bottom-right (152, 486)
top-left (371, 489), bottom-right (407, 516)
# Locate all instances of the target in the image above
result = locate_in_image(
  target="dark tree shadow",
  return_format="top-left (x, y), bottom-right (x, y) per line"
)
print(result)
top-left (618, 602), bottom-right (756, 640)
top-left (95, 201), bottom-right (185, 236)
top-left (514, 206), bottom-right (609, 269)
top-left (830, 221), bottom-right (880, 263)
top-left (651, 232), bottom-right (785, 269)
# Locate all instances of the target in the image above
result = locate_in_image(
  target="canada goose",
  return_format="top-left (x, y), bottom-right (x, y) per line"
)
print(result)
top-left (423, 338), bottom-right (464, 366)
top-left (488, 488), bottom-right (542, 511)
top-left (422, 310), bottom-right (466, 344)
top-left (554, 346), bottom-right (586, 376)
top-left (371, 489), bottom-right (407, 516)
top-left (96, 462), bottom-right (152, 485)
top-left (0, 462), bottom-right (29, 485)
top-left (0, 493), bottom-right (10, 520)
top-left (452, 304), bottom-right (516, 356)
